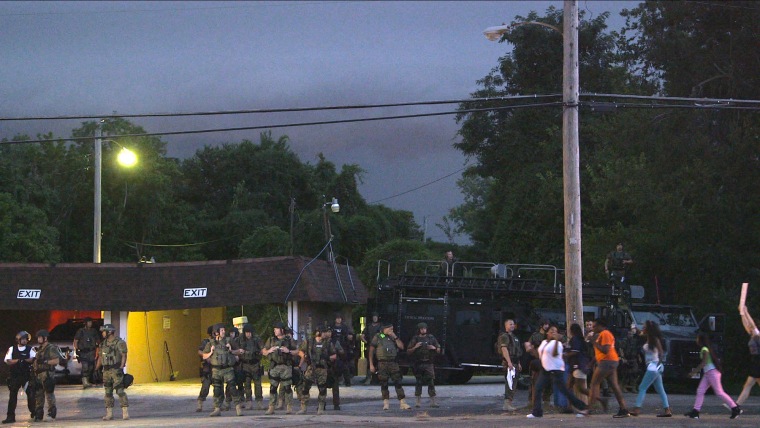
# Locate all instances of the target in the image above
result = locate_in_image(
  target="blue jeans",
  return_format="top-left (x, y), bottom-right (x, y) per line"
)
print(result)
top-left (634, 369), bottom-right (669, 409)
top-left (531, 370), bottom-right (587, 417)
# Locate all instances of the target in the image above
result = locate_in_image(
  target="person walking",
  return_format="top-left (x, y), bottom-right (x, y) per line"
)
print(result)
top-left (498, 319), bottom-right (523, 412)
top-left (3, 331), bottom-right (35, 424)
top-left (407, 322), bottom-right (442, 408)
top-left (31, 329), bottom-right (63, 422)
top-left (196, 326), bottom-right (214, 412)
top-left (369, 322), bottom-right (412, 411)
top-left (630, 321), bottom-right (671, 417)
top-left (526, 325), bottom-right (589, 418)
top-left (96, 324), bottom-right (130, 421)
top-left (565, 323), bottom-right (590, 404)
top-left (297, 326), bottom-right (338, 415)
top-left (684, 333), bottom-right (743, 419)
top-left (262, 321), bottom-right (297, 415)
top-left (73, 317), bottom-right (100, 389)
top-left (236, 323), bottom-right (265, 410)
top-left (736, 305), bottom-right (760, 406)
top-left (587, 318), bottom-right (630, 418)
top-left (201, 323), bottom-right (244, 417)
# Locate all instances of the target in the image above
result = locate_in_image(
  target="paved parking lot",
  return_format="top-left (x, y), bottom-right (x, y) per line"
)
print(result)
top-left (1, 376), bottom-right (757, 427)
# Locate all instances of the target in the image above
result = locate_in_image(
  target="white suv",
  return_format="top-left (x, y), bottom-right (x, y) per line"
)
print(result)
top-left (47, 318), bottom-right (104, 383)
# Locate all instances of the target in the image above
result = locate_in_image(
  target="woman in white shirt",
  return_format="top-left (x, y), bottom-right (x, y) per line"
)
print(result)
top-left (630, 321), bottom-right (671, 417)
top-left (527, 325), bottom-right (589, 418)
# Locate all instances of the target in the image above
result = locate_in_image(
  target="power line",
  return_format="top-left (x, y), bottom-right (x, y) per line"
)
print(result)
top-left (0, 95), bottom-right (561, 122)
top-left (0, 102), bottom-right (564, 145)
top-left (369, 165), bottom-right (469, 204)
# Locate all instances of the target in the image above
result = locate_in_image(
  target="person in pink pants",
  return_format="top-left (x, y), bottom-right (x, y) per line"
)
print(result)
top-left (684, 333), bottom-right (742, 419)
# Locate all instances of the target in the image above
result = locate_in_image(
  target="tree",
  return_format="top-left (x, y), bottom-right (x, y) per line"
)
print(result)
top-left (0, 193), bottom-right (60, 262)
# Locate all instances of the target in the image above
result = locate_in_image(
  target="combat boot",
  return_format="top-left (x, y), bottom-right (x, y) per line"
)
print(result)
top-left (399, 398), bottom-right (412, 410)
top-left (209, 407), bottom-right (222, 417)
top-left (297, 400), bottom-right (307, 415)
top-left (255, 400), bottom-right (264, 410)
top-left (265, 403), bottom-right (275, 415)
top-left (317, 401), bottom-right (326, 415)
top-left (285, 394), bottom-right (293, 414)
top-left (122, 407), bottom-right (129, 420)
top-left (276, 396), bottom-right (284, 410)
top-left (383, 399), bottom-right (390, 410)
top-left (196, 399), bottom-right (203, 412)
top-left (246, 399), bottom-right (253, 410)
top-left (221, 401), bottom-right (230, 411)
top-left (430, 396), bottom-right (439, 408)
top-left (102, 407), bottom-right (113, 421)
top-left (504, 399), bottom-right (516, 412)
top-left (415, 396), bottom-right (421, 408)
top-left (235, 403), bottom-right (243, 416)
top-left (82, 377), bottom-right (92, 389)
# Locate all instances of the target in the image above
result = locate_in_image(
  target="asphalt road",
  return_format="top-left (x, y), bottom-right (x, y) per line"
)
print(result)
top-left (0, 376), bottom-right (757, 427)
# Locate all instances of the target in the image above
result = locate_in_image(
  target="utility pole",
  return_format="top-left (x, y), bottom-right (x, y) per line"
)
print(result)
top-left (562, 0), bottom-right (584, 329)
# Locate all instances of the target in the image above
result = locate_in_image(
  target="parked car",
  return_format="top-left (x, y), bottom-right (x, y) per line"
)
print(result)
top-left (46, 318), bottom-right (104, 383)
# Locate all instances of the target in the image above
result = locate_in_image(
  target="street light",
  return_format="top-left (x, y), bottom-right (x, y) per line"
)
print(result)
top-left (484, 1), bottom-right (583, 329)
top-left (94, 125), bottom-right (138, 263)
top-left (322, 196), bottom-right (340, 262)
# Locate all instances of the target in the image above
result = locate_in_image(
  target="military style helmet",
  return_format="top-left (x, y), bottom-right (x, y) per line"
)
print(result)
top-left (16, 331), bottom-right (30, 342)
top-left (417, 322), bottom-right (428, 331)
top-left (381, 322), bottom-right (394, 329)
top-left (242, 323), bottom-right (254, 334)
top-left (315, 325), bottom-right (324, 334)
top-left (207, 325), bottom-right (214, 335)
top-left (84, 316), bottom-right (93, 323)
top-left (36, 329), bottom-right (49, 338)
top-left (100, 324), bottom-right (116, 333)
top-left (229, 326), bottom-right (239, 336)
top-left (212, 323), bottom-right (226, 334)
top-left (273, 321), bottom-right (285, 329)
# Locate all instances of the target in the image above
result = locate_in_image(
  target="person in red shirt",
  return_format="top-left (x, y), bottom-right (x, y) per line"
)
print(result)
top-left (587, 318), bottom-right (630, 418)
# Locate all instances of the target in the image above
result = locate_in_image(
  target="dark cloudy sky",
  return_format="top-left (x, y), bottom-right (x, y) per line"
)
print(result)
top-left (0, 1), bottom-right (637, 244)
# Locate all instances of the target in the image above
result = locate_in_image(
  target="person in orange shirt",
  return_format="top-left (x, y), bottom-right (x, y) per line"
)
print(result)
top-left (587, 318), bottom-right (630, 418)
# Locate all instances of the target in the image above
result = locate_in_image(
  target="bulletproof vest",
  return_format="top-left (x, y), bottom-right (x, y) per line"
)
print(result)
top-left (332, 324), bottom-right (346, 344)
top-left (500, 331), bottom-right (523, 359)
top-left (208, 338), bottom-right (236, 367)
top-left (100, 338), bottom-right (124, 366)
top-left (411, 334), bottom-right (434, 361)
top-left (237, 336), bottom-right (262, 363)
top-left (308, 339), bottom-right (331, 366)
top-left (267, 335), bottom-right (295, 365)
top-left (10, 345), bottom-right (33, 378)
top-left (77, 327), bottom-right (99, 350)
top-left (374, 334), bottom-right (398, 360)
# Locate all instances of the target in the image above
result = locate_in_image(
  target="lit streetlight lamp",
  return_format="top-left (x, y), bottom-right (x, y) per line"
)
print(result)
top-left (484, 1), bottom-right (584, 329)
top-left (322, 196), bottom-right (340, 262)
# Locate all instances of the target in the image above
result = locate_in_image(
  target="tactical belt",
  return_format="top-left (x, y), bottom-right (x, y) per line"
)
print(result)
top-left (103, 364), bottom-right (121, 370)
top-left (211, 364), bottom-right (230, 369)
top-left (243, 359), bottom-right (260, 364)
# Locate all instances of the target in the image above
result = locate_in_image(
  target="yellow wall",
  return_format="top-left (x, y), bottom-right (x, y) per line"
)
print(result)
top-left (126, 307), bottom-right (224, 384)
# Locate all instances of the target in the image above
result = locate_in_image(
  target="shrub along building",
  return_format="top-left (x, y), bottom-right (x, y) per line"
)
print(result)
top-left (0, 256), bottom-right (366, 384)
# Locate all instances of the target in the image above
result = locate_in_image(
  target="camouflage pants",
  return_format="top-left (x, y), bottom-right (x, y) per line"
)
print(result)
top-left (33, 371), bottom-right (56, 418)
top-left (377, 361), bottom-right (405, 400)
top-left (103, 368), bottom-right (128, 408)
top-left (301, 366), bottom-right (328, 403)
top-left (241, 362), bottom-right (263, 402)
top-left (197, 372), bottom-right (212, 400)
top-left (413, 361), bottom-right (436, 397)
top-left (268, 364), bottom-right (293, 404)
top-left (212, 367), bottom-right (240, 409)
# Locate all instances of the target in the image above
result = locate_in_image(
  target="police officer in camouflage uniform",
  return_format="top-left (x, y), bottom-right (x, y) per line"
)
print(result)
top-left (235, 323), bottom-right (265, 410)
top-left (196, 325), bottom-right (214, 412)
top-left (262, 321), bottom-right (297, 415)
top-left (369, 322), bottom-right (412, 411)
top-left (407, 322), bottom-right (442, 408)
top-left (202, 323), bottom-right (244, 417)
top-left (95, 324), bottom-right (129, 421)
top-left (222, 327), bottom-right (243, 411)
top-left (73, 317), bottom-right (100, 389)
top-left (32, 330), bottom-right (63, 422)
top-left (498, 318), bottom-right (523, 411)
top-left (361, 312), bottom-right (382, 385)
top-left (297, 326), bottom-right (338, 415)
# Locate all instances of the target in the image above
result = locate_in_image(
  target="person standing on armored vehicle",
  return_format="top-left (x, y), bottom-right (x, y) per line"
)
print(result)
top-left (31, 329), bottom-right (62, 422)
top-left (407, 322), bottom-right (442, 408)
top-left (262, 321), bottom-right (297, 415)
top-left (3, 331), bottom-right (35, 424)
top-left (201, 323), bottom-right (244, 417)
top-left (235, 323), bottom-right (265, 410)
top-left (605, 243), bottom-right (634, 288)
top-left (96, 324), bottom-right (130, 421)
top-left (369, 322), bottom-right (412, 411)
top-left (297, 326), bottom-right (338, 415)
top-left (498, 319), bottom-right (523, 412)
top-left (73, 317), bottom-right (100, 389)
